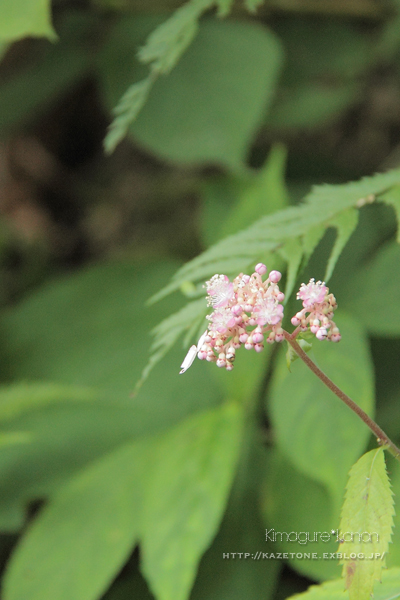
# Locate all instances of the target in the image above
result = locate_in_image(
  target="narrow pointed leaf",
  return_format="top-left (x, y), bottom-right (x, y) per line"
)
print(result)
top-left (341, 241), bottom-right (400, 336)
top-left (104, 77), bottom-right (153, 154)
top-left (324, 208), bottom-right (359, 282)
top-left (134, 298), bottom-right (207, 391)
top-left (339, 448), bottom-right (394, 600)
top-left (278, 237), bottom-right (303, 301)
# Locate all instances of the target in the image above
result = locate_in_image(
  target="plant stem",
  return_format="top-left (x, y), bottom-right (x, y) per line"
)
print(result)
top-left (283, 330), bottom-right (400, 462)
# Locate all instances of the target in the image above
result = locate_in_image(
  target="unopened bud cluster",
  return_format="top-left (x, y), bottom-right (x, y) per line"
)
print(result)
top-left (291, 279), bottom-right (341, 342)
top-left (180, 267), bottom-right (341, 374)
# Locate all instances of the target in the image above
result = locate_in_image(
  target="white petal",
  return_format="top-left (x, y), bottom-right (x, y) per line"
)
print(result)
top-left (196, 330), bottom-right (208, 350)
top-left (179, 345), bottom-right (197, 374)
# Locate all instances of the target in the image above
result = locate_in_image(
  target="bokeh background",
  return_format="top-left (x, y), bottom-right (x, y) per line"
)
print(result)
top-left (1, 1), bottom-right (400, 599)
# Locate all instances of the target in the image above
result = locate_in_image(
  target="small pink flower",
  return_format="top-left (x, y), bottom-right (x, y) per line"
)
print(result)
top-left (254, 299), bottom-right (284, 326)
top-left (297, 279), bottom-right (327, 308)
top-left (205, 274), bottom-right (234, 308)
top-left (208, 309), bottom-right (236, 333)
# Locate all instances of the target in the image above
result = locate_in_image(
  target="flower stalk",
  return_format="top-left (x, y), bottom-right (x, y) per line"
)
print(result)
top-left (283, 330), bottom-right (400, 463)
top-left (179, 262), bottom-right (400, 463)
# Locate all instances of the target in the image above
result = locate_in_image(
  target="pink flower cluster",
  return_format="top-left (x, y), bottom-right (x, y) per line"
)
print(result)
top-left (179, 268), bottom-right (341, 374)
top-left (180, 263), bottom-right (285, 373)
top-left (291, 278), bottom-right (341, 342)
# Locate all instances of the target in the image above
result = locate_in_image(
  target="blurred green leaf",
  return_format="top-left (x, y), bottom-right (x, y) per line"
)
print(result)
top-left (265, 18), bottom-right (372, 131)
top-left (0, 382), bottom-right (96, 421)
top-left (262, 449), bottom-right (341, 581)
top-left (272, 19), bottom-right (371, 81)
top-left (382, 185), bottom-right (400, 242)
top-left (243, 0), bottom-right (264, 12)
top-left (341, 241), bottom-right (400, 336)
top-left (216, 0), bottom-right (234, 16)
top-left (0, 260), bottom-right (221, 403)
top-left (286, 567), bottom-right (400, 600)
top-left (3, 439), bottom-right (153, 600)
top-left (0, 261), bottom-right (224, 529)
top-left (100, 17), bottom-right (283, 171)
top-left (0, 0), bottom-right (56, 42)
top-left (136, 0), bottom-right (211, 74)
top-left (324, 208), bottom-right (359, 282)
top-left (103, 0), bottom-right (215, 153)
top-left (278, 237), bottom-right (303, 300)
top-left (338, 448), bottom-right (394, 600)
top-left (141, 401), bottom-right (244, 600)
top-left (268, 313), bottom-right (374, 500)
top-left (267, 83), bottom-right (361, 131)
top-left (191, 430), bottom-right (280, 600)
top-left (219, 144), bottom-right (289, 240)
top-left (0, 393), bottom-right (144, 530)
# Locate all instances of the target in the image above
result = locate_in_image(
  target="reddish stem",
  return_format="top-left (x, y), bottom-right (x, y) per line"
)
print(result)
top-left (283, 330), bottom-right (400, 462)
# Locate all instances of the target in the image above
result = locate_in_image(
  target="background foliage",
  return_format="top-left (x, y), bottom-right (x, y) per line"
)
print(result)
top-left (0, 0), bottom-right (400, 599)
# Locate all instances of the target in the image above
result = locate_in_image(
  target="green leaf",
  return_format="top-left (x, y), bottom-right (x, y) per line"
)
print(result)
top-left (132, 19), bottom-right (282, 171)
top-left (272, 20), bottom-right (371, 82)
top-left (142, 169), bottom-right (400, 382)
top-left (265, 19), bottom-right (371, 131)
top-left (386, 457), bottom-right (400, 567)
top-left (101, 18), bottom-right (282, 170)
top-left (103, 0), bottom-right (216, 153)
top-left (0, 0), bottom-right (56, 42)
top-left (267, 83), bottom-right (361, 131)
top-left (269, 314), bottom-right (374, 500)
top-left (381, 185), bottom-right (400, 242)
top-left (0, 432), bottom-right (31, 448)
top-left (324, 208), bottom-right (359, 282)
top-left (338, 448), bottom-right (394, 600)
top-left (135, 297), bottom-right (207, 392)
top-left (341, 241), bottom-right (400, 336)
top-left (141, 402), bottom-right (244, 600)
top-left (103, 0), bottom-right (213, 152)
top-left (3, 439), bottom-right (152, 600)
top-left (301, 224), bottom-right (326, 265)
top-left (150, 169), bottom-right (400, 304)
top-left (286, 567), bottom-right (400, 600)
top-left (192, 431), bottom-right (280, 600)
top-left (104, 76), bottom-right (154, 155)
top-left (262, 449), bottom-right (341, 581)
top-left (220, 144), bottom-right (289, 240)
top-left (216, 0), bottom-right (234, 16)
top-left (0, 394), bottom-right (146, 531)
top-left (137, 0), bottom-right (211, 74)
top-left (0, 260), bottom-right (220, 404)
top-left (0, 382), bottom-right (95, 421)
top-left (278, 237), bottom-right (303, 301)
top-left (0, 261), bottom-right (224, 529)
top-left (243, 0), bottom-right (264, 12)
